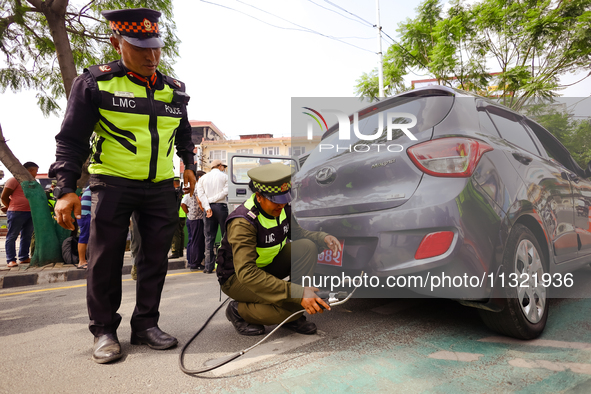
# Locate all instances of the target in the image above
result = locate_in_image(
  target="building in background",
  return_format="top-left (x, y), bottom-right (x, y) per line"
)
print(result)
top-left (182, 121), bottom-right (321, 175)
top-left (201, 133), bottom-right (319, 167)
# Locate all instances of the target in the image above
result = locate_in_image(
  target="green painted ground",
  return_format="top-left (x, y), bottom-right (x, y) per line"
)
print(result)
top-left (224, 298), bottom-right (591, 393)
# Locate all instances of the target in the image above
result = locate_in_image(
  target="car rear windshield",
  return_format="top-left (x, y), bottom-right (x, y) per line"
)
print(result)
top-left (302, 95), bottom-right (454, 171)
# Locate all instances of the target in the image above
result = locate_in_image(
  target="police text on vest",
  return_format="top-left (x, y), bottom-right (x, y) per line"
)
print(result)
top-left (165, 105), bottom-right (182, 115)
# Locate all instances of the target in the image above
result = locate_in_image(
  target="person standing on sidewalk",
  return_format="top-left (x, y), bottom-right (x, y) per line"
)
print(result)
top-left (197, 159), bottom-right (228, 274)
top-left (76, 186), bottom-right (92, 269)
top-left (1, 161), bottom-right (39, 268)
top-left (182, 170), bottom-right (206, 270)
top-left (49, 8), bottom-right (196, 364)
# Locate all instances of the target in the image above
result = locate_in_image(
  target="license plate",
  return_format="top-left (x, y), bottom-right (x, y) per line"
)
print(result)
top-left (317, 240), bottom-right (345, 267)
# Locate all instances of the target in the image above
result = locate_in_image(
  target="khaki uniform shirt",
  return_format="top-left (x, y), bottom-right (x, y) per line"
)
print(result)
top-left (226, 216), bottom-right (328, 304)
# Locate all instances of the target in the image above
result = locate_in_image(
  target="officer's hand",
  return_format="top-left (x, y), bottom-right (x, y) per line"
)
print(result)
top-left (324, 235), bottom-right (342, 254)
top-left (1, 206), bottom-right (7, 213)
top-left (301, 286), bottom-right (330, 314)
top-left (183, 169), bottom-right (197, 197)
top-left (54, 193), bottom-right (81, 231)
top-left (206, 209), bottom-right (213, 218)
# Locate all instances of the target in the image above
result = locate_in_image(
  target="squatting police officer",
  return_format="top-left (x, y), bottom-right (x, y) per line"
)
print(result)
top-left (49, 8), bottom-right (197, 364)
top-left (216, 163), bottom-right (341, 336)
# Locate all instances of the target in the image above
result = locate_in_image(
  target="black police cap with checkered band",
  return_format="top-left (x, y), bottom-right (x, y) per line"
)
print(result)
top-left (102, 8), bottom-right (164, 48)
top-left (248, 163), bottom-right (294, 204)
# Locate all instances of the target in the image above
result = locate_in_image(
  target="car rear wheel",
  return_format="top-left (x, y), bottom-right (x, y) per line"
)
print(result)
top-left (479, 223), bottom-right (548, 339)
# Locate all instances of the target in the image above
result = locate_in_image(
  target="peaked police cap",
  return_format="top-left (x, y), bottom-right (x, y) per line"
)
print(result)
top-left (248, 163), bottom-right (294, 204)
top-left (102, 8), bottom-right (164, 48)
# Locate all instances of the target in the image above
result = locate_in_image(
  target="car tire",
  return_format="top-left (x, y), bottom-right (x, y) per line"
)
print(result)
top-left (479, 223), bottom-right (549, 339)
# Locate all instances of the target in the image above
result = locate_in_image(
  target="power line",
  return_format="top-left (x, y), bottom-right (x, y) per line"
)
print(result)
top-left (311, 1), bottom-right (432, 82)
top-left (199, 0), bottom-right (312, 33)
top-left (322, 0), bottom-right (374, 27)
top-left (199, 0), bottom-right (430, 83)
top-left (316, 0), bottom-right (426, 70)
top-left (305, 0), bottom-right (373, 28)
top-left (199, 0), bottom-right (375, 54)
top-left (234, 0), bottom-right (375, 49)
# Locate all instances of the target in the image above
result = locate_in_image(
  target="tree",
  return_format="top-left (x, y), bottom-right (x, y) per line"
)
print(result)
top-left (356, 0), bottom-right (591, 110)
top-left (0, 0), bottom-right (180, 266)
top-left (526, 105), bottom-right (591, 168)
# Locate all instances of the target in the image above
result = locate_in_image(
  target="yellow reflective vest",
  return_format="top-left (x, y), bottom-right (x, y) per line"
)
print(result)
top-left (87, 61), bottom-right (188, 182)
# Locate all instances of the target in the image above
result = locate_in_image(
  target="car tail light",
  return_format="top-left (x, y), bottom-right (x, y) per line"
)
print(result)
top-left (415, 231), bottom-right (455, 260)
top-left (407, 137), bottom-right (493, 177)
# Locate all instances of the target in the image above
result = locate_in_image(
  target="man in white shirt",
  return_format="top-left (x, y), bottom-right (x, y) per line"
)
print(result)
top-left (197, 159), bottom-right (229, 274)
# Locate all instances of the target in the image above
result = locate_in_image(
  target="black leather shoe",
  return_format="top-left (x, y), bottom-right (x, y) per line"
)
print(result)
top-left (168, 253), bottom-right (180, 259)
top-left (225, 301), bottom-right (265, 336)
top-left (130, 327), bottom-right (178, 350)
top-left (92, 333), bottom-right (122, 364)
top-left (282, 315), bottom-right (317, 335)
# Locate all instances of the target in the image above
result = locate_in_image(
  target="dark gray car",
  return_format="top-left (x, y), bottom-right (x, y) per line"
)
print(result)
top-left (294, 86), bottom-right (591, 339)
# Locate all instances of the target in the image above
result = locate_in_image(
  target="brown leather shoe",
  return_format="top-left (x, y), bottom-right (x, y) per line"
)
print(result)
top-left (130, 326), bottom-right (177, 350)
top-left (282, 315), bottom-right (317, 335)
top-left (225, 301), bottom-right (265, 336)
top-left (92, 333), bottom-right (122, 364)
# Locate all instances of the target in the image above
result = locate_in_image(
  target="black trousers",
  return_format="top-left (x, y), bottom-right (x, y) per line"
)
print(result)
top-left (203, 203), bottom-right (228, 271)
top-left (186, 218), bottom-right (205, 268)
top-left (87, 175), bottom-right (178, 336)
top-left (170, 217), bottom-right (186, 256)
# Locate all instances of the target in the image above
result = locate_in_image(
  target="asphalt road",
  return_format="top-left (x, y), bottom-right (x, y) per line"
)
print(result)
top-left (2, 269), bottom-right (591, 393)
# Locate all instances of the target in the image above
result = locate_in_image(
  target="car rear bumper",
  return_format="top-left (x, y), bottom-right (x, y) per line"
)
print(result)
top-left (296, 176), bottom-right (506, 299)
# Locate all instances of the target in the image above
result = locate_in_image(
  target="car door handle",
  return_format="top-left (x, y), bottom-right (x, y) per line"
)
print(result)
top-left (570, 174), bottom-right (580, 183)
top-left (512, 152), bottom-right (533, 165)
top-left (561, 171), bottom-right (580, 183)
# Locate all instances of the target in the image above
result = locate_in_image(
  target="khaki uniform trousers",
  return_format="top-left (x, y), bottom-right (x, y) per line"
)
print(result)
top-left (221, 238), bottom-right (318, 325)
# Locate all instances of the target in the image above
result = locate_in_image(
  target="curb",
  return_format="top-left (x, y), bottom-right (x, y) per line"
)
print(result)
top-left (0, 259), bottom-right (188, 290)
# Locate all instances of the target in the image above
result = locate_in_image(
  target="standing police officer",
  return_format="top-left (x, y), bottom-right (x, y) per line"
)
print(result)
top-left (216, 163), bottom-right (341, 336)
top-left (49, 8), bottom-right (196, 364)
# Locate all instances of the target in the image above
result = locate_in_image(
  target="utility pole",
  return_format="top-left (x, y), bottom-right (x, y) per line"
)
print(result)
top-left (376, 0), bottom-right (385, 98)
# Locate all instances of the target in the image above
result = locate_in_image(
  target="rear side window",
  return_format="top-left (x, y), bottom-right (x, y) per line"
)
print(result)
top-left (488, 112), bottom-right (540, 155)
top-left (478, 111), bottom-right (501, 137)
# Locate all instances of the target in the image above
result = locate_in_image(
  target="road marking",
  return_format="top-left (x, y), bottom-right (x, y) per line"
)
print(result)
top-left (206, 333), bottom-right (323, 376)
top-left (0, 271), bottom-right (199, 297)
top-left (479, 336), bottom-right (591, 350)
top-left (166, 271), bottom-right (200, 277)
top-left (0, 283), bottom-right (87, 297)
top-left (428, 351), bottom-right (483, 362)
top-left (509, 358), bottom-right (591, 375)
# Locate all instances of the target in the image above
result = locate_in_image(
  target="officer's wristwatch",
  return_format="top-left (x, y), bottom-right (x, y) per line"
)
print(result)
top-left (53, 186), bottom-right (76, 199)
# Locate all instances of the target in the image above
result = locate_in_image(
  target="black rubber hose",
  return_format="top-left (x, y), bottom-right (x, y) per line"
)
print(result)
top-left (179, 276), bottom-right (361, 376)
top-left (179, 297), bottom-right (234, 375)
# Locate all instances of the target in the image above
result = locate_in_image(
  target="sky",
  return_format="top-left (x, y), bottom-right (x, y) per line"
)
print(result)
top-left (0, 0), bottom-right (589, 179)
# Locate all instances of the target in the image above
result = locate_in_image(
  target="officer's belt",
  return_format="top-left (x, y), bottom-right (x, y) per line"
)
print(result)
top-left (90, 174), bottom-right (174, 189)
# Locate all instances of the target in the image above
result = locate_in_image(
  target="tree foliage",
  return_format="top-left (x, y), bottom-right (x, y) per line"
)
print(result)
top-left (356, 0), bottom-right (591, 110)
top-left (527, 105), bottom-right (591, 168)
top-left (0, 0), bottom-right (180, 115)
top-left (0, 0), bottom-right (180, 266)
